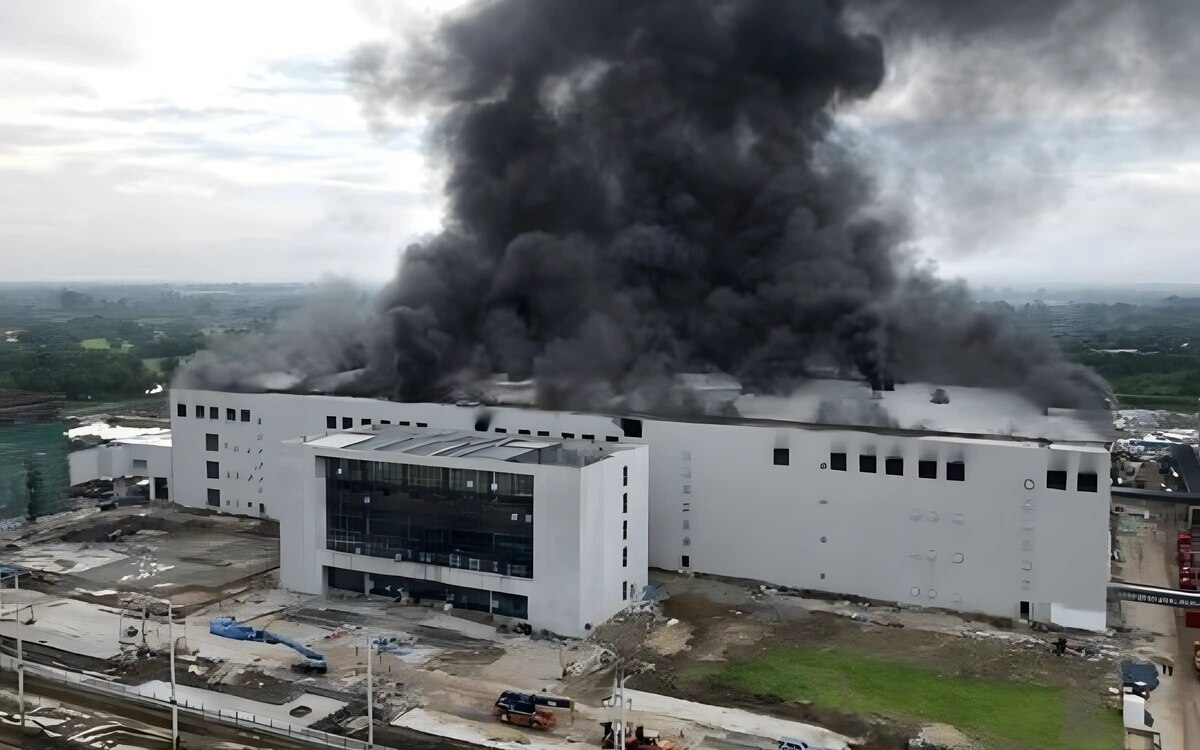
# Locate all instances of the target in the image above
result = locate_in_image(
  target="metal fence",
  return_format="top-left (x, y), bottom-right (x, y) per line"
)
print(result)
top-left (0, 654), bottom-right (390, 749)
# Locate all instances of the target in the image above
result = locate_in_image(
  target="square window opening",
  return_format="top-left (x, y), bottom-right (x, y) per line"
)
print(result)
top-left (681, 555), bottom-right (691, 568)
top-left (1077, 472), bottom-right (1098, 492)
top-left (176, 403), bottom-right (186, 418)
top-left (1047, 470), bottom-right (1067, 491)
top-left (326, 416), bottom-right (336, 429)
top-left (918, 460), bottom-right (937, 479)
top-left (773, 448), bottom-right (789, 466)
top-left (947, 461), bottom-right (965, 482)
top-left (205, 433), bottom-right (218, 452)
top-left (885, 457), bottom-right (903, 476)
top-left (830, 452), bottom-right (847, 471)
top-left (342, 417), bottom-right (353, 429)
top-left (859, 455), bottom-right (877, 473)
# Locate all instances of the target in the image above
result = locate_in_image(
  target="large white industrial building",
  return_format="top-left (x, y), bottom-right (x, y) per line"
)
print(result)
top-left (169, 378), bottom-right (1113, 632)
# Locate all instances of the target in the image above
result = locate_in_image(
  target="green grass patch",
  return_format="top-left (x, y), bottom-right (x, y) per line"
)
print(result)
top-left (694, 648), bottom-right (1118, 750)
top-left (79, 338), bottom-right (133, 351)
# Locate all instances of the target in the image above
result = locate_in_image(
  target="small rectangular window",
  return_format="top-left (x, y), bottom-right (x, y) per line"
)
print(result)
top-left (562, 432), bottom-right (575, 439)
top-left (326, 416), bottom-right (336, 429)
top-left (1047, 470), bottom-right (1067, 491)
top-left (518, 429), bottom-right (531, 435)
top-left (622, 520), bottom-right (628, 540)
top-left (681, 555), bottom-right (690, 568)
top-left (207, 488), bottom-right (220, 507)
top-left (1077, 472), bottom-right (1098, 492)
top-left (206, 461), bottom-right (219, 479)
top-left (830, 452), bottom-right (847, 471)
top-left (620, 418), bottom-right (643, 438)
top-left (859, 455), bottom-right (877, 473)
top-left (399, 421), bottom-right (410, 426)
top-left (886, 457), bottom-right (903, 476)
top-left (773, 448), bottom-right (789, 466)
top-left (342, 417), bottom-right (353, 429)
top-left (495, 428), bottom-right (507, 434)
top-left (205, 433), bottom-right (218, 452)
top-left (226, 408), bottom-right (236, 421)
top-left (176, 403), bottom-right (187, 418)
top-left (380, 420), bottom-right (390, 425)
top-left (361, 418), bottom-right (371, 426)
top-left (947, 461), bottom-right (965, 482)
top-left (622, 547), bottom-right (628, 568)
top-left (195, 405), bottom-right (204, 418)
top-left (240, 409), bottom-right (250, 423)
top-left (606, 436), bottom-right (619, 443)
top-left (622, 493), bottom-right (628, 513)
top-left (537, 430), bottom-right (550, 437)
top-left (583, 433), bottom-right (595, 440)
top-left (208, 406), bottom-right (218, 420)
top-left (416, 422), bottom-right (427, 427)
top-left (919, 460), bottom-right (937, 479)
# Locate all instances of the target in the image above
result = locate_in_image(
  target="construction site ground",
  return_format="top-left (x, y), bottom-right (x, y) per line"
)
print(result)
top-left (0, 504), bottom-right (1142, 750)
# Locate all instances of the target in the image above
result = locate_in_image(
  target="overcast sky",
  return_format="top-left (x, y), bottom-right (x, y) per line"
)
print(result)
top-left (1, 0), bottom-right (1197, 286)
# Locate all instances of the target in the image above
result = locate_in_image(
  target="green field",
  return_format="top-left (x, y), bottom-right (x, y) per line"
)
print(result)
top-left (692, 648), bottom-right (1120, 750)
top-left (80, 337), bottom-right (132, 351)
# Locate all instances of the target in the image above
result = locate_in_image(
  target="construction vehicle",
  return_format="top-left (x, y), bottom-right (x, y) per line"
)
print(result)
top-left (209, 616), bottom-right (327, 673)
top-left (601, 722), bottom-right (675, 750)
top-left (493, 691), bottom-right (572, 729)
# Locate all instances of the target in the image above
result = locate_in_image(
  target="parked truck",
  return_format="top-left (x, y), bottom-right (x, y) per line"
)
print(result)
top-left (493, 691), bottom-right (572, 729)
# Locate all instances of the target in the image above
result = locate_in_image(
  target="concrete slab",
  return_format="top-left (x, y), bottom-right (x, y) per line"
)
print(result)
top-left (130, 679), bottom-right (345, 727)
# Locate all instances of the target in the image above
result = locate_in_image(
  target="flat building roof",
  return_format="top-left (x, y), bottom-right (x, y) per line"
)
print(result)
top-left (304, 426), bottom-right (636, 468)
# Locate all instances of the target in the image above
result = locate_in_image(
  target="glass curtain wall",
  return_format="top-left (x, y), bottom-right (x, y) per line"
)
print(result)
top-left (325, 457), bottom-right (535, 578)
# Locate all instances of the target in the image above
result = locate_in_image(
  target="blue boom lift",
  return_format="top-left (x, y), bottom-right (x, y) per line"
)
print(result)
top-left (209, 616), bottom-right (327, 673)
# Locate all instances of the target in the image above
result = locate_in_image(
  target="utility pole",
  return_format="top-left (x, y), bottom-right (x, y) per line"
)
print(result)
top-left (165, 599), bottom-right (178, 749)
top-left (15, 572), bottom-right (23, 729)
top-left (366, 632), bottom-right (374, 746)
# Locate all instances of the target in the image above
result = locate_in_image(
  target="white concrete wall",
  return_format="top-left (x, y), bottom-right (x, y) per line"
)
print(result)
top-left (69, 440), bottom-right (173, 496)
top-left (171, 389), bottom-right (1110, 630)
top-left (637, 420), bottom-right (1110, 630)
top-left (274, 435), bottom-right (648, 637)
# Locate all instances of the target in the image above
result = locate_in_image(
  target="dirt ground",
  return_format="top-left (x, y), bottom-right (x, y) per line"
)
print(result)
top-left (612, 573), bottom-right (1120, 748)
top-left (1, 504), bottom-right (279, 614)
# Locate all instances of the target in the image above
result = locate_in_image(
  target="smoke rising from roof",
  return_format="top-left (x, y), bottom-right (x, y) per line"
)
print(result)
top-left (180, 0), bottom-right (1116, 412)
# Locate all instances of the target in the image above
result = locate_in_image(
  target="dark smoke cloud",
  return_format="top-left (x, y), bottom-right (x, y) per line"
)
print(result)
top-left (343, 0), bottom-right (1110, 411)
top-left (182, 0), bottom-right (1117, 413)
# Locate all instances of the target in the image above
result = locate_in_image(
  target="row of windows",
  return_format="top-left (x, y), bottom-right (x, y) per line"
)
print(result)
top-left (325, 415), bottom-right (623, 443)
top-left (774, 449), bottom-right (966, 481)
top-left (180, 403), bottom-right (252, 423)
top-left (327, 416), bottom-right (429, 430)
top-left (1048, 470), bottom-right (1099, 493)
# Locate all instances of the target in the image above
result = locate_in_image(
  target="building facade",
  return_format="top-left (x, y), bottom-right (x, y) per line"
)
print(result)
top-left (170, 383), bottom-right (1113, 631)
top-left (276, 428), bottom-right (648, 637)
top-left (69, 433), bottom-right (173, 501)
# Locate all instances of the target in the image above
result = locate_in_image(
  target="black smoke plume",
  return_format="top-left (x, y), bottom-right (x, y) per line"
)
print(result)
top-left (182, 0), bottom-right (1115, 412)
top-left (347, 0), bottom-right (1109, 410)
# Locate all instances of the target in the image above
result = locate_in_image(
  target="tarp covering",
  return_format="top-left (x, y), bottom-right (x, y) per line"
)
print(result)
top-left (1121, 661), bottom-right (1160, 693)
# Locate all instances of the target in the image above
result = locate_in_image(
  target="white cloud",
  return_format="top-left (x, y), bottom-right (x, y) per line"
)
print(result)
top-left (0, 0), bottom-right (441, 282)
